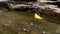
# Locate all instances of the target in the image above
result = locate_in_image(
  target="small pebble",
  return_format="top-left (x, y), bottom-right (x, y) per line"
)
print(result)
top-left (26, 29), bottom-right (30, 32)
top-left (9, 21), bottom-right (12, 23)
top-left (30, 23), bottom-right (34, 26)
top-left (22, 28), bottom-right (30, 32)
top-left (23, 28), bottom-right (26, 31)
top-left (42, 31), bottom-right (46, 34)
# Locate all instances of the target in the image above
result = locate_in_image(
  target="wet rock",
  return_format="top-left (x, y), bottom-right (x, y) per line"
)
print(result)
top-left (37, 5), bottom-right (60, 23)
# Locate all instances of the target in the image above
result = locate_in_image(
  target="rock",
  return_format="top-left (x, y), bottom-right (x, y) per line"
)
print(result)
top-left (37, 5), bottom-right (60, 23)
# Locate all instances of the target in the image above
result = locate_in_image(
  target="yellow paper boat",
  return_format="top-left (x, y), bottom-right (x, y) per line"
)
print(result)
top-left (35, 13), bottom-right (43, 19)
